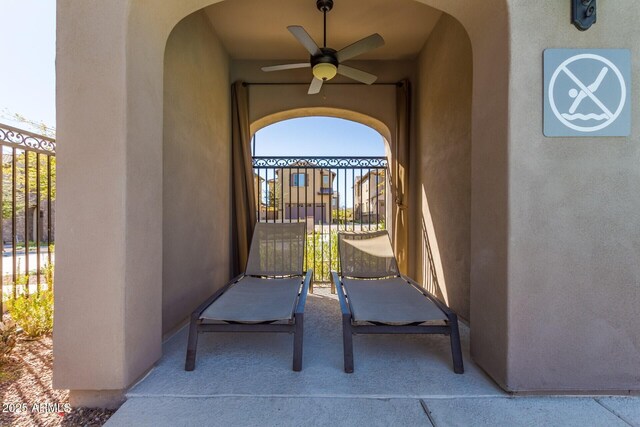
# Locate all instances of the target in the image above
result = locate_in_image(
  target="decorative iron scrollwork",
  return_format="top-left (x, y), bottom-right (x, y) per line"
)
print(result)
top-left (252, 156), bottom-right (387, 168)
top-left (0, 124), bottom-right (56, 155)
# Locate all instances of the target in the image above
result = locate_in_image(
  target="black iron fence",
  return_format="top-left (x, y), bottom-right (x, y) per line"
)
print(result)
top-left (253, 156), bottom-right (388, 283)
top-left (0, 124), bottom-right (56, 314)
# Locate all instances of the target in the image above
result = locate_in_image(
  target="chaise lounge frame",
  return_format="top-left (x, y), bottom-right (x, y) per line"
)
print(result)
top-left (332, 231), bottom-right (464, 374)
top-left (185, 222), bottom-right (312, 372)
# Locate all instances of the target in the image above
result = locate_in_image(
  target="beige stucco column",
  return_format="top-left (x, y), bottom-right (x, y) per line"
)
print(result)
top-left (56, 0), bottom-right (117, 394)
top-left (503, 3), bottom-right (640, 391)
top-left (55, 0), bottom-right (161, 408)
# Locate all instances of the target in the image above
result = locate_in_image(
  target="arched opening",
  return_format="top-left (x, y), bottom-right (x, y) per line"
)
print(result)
top-left (159, 0), bottom-right (477, 379)
top-left (251, 116), bottom-right (391, 283)
top-left (56, 0), bottom-right (519, 405)
top-left (251, 108), bottom-right (392, 144)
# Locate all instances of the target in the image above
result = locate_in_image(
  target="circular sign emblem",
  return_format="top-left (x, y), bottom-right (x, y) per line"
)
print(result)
top-left (548, 53), bottom-right (626, 133)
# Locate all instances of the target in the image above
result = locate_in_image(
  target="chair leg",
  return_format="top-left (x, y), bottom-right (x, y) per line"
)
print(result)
top-left (293, 313), bottom-right (304, 372)
top-left (185, 316), bottom-right (199, 371)
top-left (448, 314), bottom-right (464, 374)
top-left (342, 314), bottom-right (354, 373)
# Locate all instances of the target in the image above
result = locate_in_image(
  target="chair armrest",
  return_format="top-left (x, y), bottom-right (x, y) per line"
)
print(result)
top-left (333, 271), bottom-right (352, 317)
top-left (401, 274), bottom-right (455, 317)
top-left (191, 274), bottom-right (245, 318)
top-left (295, 269), bottom-right (313, 315)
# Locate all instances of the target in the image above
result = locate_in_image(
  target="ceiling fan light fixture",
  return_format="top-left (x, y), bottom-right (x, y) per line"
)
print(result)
top-left (313, 62), bottom-right (337, 81)
top-left (263, 1), bottom-right (385, 94)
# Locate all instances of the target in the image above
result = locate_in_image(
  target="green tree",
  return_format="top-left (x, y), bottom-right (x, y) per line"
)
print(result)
top-left (0, 110), bottom-right (55, 138)
top-left (266, 180), bottom-right (280, 210)
top-left (2, 152), bottom-right (56, 220)
top-left (332, 208), bottom-right (353, 224)
top-left (1, 111), bottom-right (56, 221)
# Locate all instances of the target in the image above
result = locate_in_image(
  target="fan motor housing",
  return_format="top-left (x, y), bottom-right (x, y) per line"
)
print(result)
top-left (311, 48), bottom-right (339, 68)
top-left (316, 0), bottom-right (334, 12)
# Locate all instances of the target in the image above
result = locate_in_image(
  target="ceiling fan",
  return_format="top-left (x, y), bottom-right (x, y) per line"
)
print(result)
top-left (261, 0), bottom-right (385, 95)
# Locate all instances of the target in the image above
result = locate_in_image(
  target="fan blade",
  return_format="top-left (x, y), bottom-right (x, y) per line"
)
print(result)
top-left (337, 65), bottom-right (378, 85)
top-left (336, 33), bottom-right (385, 62)
top-left (288, 26), bottom-right (321, 56)
top-left (261, 63), bottom-right (310, 72)
top-left (308, 77), bottom-right (323, 95)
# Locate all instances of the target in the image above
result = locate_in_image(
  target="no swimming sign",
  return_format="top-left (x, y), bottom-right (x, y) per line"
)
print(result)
top-left (544, 49), bottom-right (631, 137)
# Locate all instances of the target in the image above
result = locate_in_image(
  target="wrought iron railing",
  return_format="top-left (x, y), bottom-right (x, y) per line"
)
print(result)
top-left (253, 156), bottom-right (388, 283)
top-left (0, 124), bottom-right (56, 314)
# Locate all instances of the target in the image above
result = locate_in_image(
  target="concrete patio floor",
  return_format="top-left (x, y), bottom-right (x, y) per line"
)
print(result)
top-left (106, 288), bottom-right (640, 426)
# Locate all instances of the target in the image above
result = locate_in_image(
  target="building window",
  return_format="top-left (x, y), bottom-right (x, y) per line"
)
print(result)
top-left (322, 175), bottom-right (330, 188)
top-left (291, 173), bottom-right (307, 187)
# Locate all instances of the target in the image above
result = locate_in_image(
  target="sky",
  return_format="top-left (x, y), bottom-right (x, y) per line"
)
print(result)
top-left (0, 0), bottom-right (56, 133)
top-left (254, 117), bottom-right (384, 157)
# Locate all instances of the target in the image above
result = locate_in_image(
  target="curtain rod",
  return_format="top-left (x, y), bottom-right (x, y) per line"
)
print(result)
top-left (241, 81), bottom-right (404, 87)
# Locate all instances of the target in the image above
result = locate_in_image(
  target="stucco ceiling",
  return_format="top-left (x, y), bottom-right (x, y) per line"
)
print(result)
top-left (204, 0), bottom-right (442, 61)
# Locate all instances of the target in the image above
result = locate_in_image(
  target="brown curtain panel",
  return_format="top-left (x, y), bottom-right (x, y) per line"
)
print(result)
top-left (231, 81), bottom-right (257, 274)
top-left (393, 79), bottom-right (411, 273)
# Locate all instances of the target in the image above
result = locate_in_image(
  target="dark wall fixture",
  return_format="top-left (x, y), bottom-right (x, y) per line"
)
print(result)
top-left (572, 0), bottom-right (597, 31)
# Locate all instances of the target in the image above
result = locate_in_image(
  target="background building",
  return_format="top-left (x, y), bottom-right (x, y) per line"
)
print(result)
top-left (354, 169), bottom-right (385, 224)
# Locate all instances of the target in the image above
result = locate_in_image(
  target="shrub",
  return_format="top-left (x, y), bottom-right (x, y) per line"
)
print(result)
top-left (44, 262), bottom-right (54, 291)
top-left (0, 319), bottom-right (17, 359)
top-left (9, 290), bottom-right (54, 338)
top-left (13, 259), bottom-right (31, 296)
top-left (305, 231), bottom-right (339, 282)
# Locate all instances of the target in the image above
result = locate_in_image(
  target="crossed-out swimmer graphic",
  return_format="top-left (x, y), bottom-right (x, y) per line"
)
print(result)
top-left (548, 53), bottom-right (627, 133)
top-left (567, 66), bottom-right (608, 118)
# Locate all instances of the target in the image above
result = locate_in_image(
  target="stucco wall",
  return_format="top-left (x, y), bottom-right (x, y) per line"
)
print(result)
top-left (231, 59), bottom-right (416, 142)
top-left (412, 14), bottom-right (472, 321)
top-left (163, 11), bottom-right (232, 334)
top-left (504, 2), bottom-right (640, 391)
top-left (54, 0), bottom-right (132, 398)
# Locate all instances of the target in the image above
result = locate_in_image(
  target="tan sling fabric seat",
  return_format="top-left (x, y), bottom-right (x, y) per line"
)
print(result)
top-left (200, 276), bottom-right (301, 323)
top-left (338, 231), bottom-right (399, 279)
top-left (342, 277), bottom-right (447, 325)
top-left (245, 222), bottom-right (306, 277)
top-left (334, 230), bottom-right (464, 374)
top-left (185, 222), bottom-right (311, 372)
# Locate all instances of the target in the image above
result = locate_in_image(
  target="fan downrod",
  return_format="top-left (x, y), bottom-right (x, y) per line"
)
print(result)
top-left (316, 0), bottom-right (333, 13)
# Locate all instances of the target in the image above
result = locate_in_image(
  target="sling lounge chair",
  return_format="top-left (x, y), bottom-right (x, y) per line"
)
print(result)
top-left (185, 222), bottom-right (312, 372)
top-left (332, 230), bottom-right (464, 374)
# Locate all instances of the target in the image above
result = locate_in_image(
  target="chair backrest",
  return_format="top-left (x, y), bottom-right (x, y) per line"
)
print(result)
top-left (246, 222), bottom-right (306, 277)
top-left (337, 230), bottom-right (400, 278)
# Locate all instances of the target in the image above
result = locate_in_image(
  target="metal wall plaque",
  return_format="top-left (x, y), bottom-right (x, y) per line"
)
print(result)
top-left (544, 49), bottom-right (631, 137)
